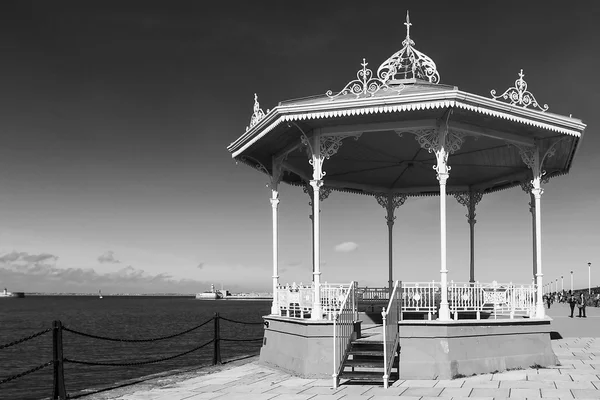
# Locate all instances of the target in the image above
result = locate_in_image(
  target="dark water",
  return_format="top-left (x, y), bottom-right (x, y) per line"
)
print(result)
top-left (0, 296), bottom-right (270, 400)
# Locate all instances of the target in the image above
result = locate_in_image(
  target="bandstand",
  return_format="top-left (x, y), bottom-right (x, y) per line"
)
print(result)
top-left (227, 13), bottom-right (586, 387)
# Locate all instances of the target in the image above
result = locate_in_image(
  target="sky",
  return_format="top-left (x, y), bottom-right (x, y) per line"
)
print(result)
top-left (0, 1), bottom-right (598, 294)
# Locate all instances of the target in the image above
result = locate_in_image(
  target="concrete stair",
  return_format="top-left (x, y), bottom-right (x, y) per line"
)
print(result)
top-left (339, 333), bottom-right (398, 384)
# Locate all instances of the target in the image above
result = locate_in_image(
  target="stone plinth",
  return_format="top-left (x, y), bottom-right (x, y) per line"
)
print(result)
top-left (259, 316), bottom-right (336, 378)
top-left (399, 318), bottom-right (557, 379)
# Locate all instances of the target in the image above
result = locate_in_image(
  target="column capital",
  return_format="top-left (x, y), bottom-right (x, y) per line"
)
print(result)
top-left (437, 171), bottom-right (449, 185)
top-left (309, 179), bottom-right (324, 190)
top-left (531, 186), bottom-right (543, 198)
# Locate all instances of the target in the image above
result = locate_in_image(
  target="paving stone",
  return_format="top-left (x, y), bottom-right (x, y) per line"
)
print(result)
top-left (432, 379), bottom-right (465, 388)
top-left (215, 394), bottom-right (281, 400)
top-left (469, 387), bottom-right (510, 397)
top-left (299, 386), bottom-right (347, 396)
top-left (555, 381), bottom-right (597, 389)
top-left (491, 371), bottom-right (527, 381)
top-left (509, 388), bottom-right (542, 398)
top-left (571, 389), bottom-right (600, 399)
top-left (539, 388), bottom-right (575, 398)
top-left (569, 373), bottom-right (600, 381)
top-left (262, 395), bottom-right (315, 400)
top-left (438, 387), bottom-right (472, 397)
top-left (263, 386), bottom-right (313, 395)
top-left (360, 386), bottom-right (406, 396)
top-left (398, 387), bottom-right (443, 397)
top-left (306, 393), bottom-right (347, 400)
top-left (461, 380), bottom-right (500, 388)
top-left (369, 397), bottom-right (419, 400)
top-left (332, 395), bottom-right (374, 400)
top-left (181, 393), bottom-right (225, 400)
top-left (397, 379), bottom-right (437, 387)
top-left (499, 380), bottom-right (556, 389)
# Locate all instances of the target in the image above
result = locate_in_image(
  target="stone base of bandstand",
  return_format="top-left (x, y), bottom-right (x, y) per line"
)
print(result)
top-left (399, 317), bottom-right (558, 380)
top-left (259, 315), bottom-right (337, 378)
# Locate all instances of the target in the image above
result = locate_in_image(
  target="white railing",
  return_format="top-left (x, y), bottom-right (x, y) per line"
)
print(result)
top-left (276, 282), bottom-right (314, 318)
top-left (321, 283), bottom-right (354, 320)
top-left (276, 282), bottom-right (354, 320)
top-left (278, 280), bottom-right (535, 321)
top-left (382, 280), bottom-right (400, 389)
top-left (401, 281), bottom-right (439, 320)
top-left (449, 281), bottom-right (536, 319)
top-left (332, 281), bottom-right (357, 389)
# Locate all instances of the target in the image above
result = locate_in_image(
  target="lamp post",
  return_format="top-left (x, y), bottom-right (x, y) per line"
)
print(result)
top-left (589, 262), bottom-right (592, 295)
top-left (555, 278), bottom-right (558, 294)
top-left (571, 270), bottom-right (573, 292)
top-left (561, 276), bottom-right (564, 292)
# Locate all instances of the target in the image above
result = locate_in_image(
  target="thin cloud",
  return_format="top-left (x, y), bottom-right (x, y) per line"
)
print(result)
top-left (0, 250), bottom-right (206, 294)
top-left (334, 242), bottom-right (358, 253)
top-left (98, 251), bottom-right (120, 264)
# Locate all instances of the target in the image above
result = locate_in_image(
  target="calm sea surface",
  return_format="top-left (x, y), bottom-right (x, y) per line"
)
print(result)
top-left (0, 296), bottom-right (270, 400)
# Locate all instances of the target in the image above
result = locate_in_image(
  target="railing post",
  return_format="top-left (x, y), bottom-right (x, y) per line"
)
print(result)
top-left (213, 313), bottom-right (221, 365)
top-left (52, 320), bottom-right (67, 400)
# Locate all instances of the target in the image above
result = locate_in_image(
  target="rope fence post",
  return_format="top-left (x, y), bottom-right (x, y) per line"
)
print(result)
top-left (52, 320), bottom-right (67, 400)
top-left (213, 313), bottom-right (221, 365)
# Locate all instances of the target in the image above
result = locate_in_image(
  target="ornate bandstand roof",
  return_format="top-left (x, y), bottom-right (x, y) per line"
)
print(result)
top-left (228, 12), bottom-right (586, 197)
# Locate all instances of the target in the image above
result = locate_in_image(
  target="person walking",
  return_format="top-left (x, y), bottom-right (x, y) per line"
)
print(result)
top-left (568, 291), bottom-right (577, 318)
top-left (577, 292), bottom-right (587, 318)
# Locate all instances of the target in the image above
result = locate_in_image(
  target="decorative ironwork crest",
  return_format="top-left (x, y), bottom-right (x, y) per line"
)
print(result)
top-left (454, 191), bottom-right (483, 209)
top-left (301, 134), bottom-right (361, 180)
top-left (454, 191), bottom-right (483, 222)
top-left (413, 128), bottom-right (465, 166)
top-left (326, 59), bottom-right (404, 100)
top-left (238, 155), bottom-right (269, 175)
top-left (303, 183), bottom-right (333, 206)
top-left (491, 70), bottom-right (548, 112)
top-left (375, 193), bottom-right (407, 210)
top-left (246, 93), bottom-right (269, 131)
top-left (377, 12), bottom-right (440, 84)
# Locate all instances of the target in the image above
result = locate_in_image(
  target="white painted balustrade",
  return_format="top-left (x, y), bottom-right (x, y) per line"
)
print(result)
top-left (277, 280), bottom-right (536, 321)
top-left (332, 281), bottom-right (357, 389)
top-left (382, 280), bottom-right (400, 389)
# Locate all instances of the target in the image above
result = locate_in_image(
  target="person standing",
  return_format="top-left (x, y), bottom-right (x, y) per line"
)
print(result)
top-left (568, 291), bottom-right (577, 318)
top-left (578, 292), bottom-right (587, 318)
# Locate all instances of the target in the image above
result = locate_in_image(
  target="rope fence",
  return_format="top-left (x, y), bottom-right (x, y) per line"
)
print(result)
top-left (0, 312), bottom-right (264, 400)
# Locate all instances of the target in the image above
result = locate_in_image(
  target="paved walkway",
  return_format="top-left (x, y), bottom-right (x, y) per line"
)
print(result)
top-left (86, 304), bottom-right (600, 400)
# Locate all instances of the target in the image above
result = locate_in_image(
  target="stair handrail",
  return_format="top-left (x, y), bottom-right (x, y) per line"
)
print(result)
top-left (382, 280), bottom-right (400, 389)
top-left (332, 280), bottom-right (357, 389)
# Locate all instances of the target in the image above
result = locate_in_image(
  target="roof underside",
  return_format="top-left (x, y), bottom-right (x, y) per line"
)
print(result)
top-left (230, 85), bottom-right (585, 197)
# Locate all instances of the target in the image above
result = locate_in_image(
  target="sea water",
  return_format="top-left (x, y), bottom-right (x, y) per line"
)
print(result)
top-left (0, 296), bottom-right (269, 400)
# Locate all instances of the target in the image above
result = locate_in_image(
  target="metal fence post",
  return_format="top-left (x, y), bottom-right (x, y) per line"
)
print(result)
top-left (52, 320), bottom-right (67, 400)
top-left (213, 313), bottom-right (221, 365)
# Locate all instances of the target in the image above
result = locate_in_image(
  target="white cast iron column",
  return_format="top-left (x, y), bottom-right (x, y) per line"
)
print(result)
top-left (270, 189), bottom-right (280, 315)
top-left (304, 184), bottom-right (332, 282)
top-left (521, 181), bottom-right (537, 282)
top-left (301, 131), bottom-right (361, 319)
top-left (532, 175), bottom-right (544, 318)
top-left (412, 124), bottom-right (464, 321)
top-left (515, 140), bottom-right (563, 319)
top-left (437, 167), bottom-right (450, 321)
top-left (375, 193), bottom-right (407, 294)
top-left (454, 191), bottom-right (483, 283)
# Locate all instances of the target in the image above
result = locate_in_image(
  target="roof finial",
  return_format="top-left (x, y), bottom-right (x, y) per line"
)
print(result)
top-left (405, 11), bottom-right (412, 41)
top-left (376, 12), bottom-right (439, 84)
top-left (246, 93), bottom-right (268, 131)
top-left (490, 69), bottom-right (549, 112)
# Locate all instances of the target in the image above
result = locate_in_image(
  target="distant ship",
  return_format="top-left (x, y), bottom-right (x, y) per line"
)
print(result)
top-left (195, 284), bottom-right (229, 300)
top-left (0, 288), bottom-right (25, 298)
